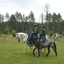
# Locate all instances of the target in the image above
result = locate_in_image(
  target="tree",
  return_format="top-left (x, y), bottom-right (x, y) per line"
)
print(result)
top-left (0, 14), bottom-right (2, 31)
top-left (8, 14), bottom-right (17, 32)
top-left (29, 11), bottom-right (35, 23)
top-left (43, 3), bottom-right (50, 33)
top-left (11, 30), bottom-right (16, 37)
top-left (52, 13), bottom-right (58, 33)
top-left (57, 13), bottom-right (62, 33)
top-left (5, 13), bottom-right (9, 21)
top-left (1, 15), bottom-right (4, 32)
top-left (3, 26), bottom-right (10, 34)
top-left (22, 14), bottom-right (25, 22)
top-left (15, 11), bottom-right (22, 22)
top-left (60, 20), bottom-right (64, 33)
top-left (40, 12), bottom-right (43, 24)
top-left (47, 13), bottom-right (52, 31)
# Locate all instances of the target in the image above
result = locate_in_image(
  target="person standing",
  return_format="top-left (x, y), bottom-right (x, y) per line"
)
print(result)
top-left (50, 31), bottom-right (52, 39)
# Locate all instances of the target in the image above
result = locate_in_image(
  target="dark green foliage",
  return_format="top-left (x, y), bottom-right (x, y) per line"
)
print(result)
top-left (3, 26), bottom-right (10, 34)
top-left (0, 31), bottom-right (2, 34)
top-left (11, 30), bottom-right (16, 37)
top-left (0, 31), bottom-right (2, 37)
top-left (29, 11), bottom-right (35, 23)
top-left (0, 34), bottom-right (2, 37)
top-left (62, 32), bottom-right (64, 36)
top-left (59, 35), bottom-right (62, 38)
top-left (52, 31), bottom-right (54, 35)
top-left (8, 14), bottom-right (17, 32)
top-left (0, 11), bottom-right (64, 34)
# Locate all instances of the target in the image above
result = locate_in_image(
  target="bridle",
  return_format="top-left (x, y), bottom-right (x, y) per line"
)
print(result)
top-left (22, 35), bottom-right (28, 40)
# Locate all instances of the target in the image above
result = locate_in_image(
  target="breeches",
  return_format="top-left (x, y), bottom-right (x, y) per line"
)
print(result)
top-left (40, 38), bottom-right (46, 46)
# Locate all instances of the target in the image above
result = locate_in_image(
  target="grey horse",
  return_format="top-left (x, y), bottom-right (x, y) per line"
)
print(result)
top-left (30, 35), bottom-right (57, 57)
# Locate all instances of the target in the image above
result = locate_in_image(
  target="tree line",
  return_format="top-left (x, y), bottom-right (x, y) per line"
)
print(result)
top-left (0, 10), bottom-right (64, 34)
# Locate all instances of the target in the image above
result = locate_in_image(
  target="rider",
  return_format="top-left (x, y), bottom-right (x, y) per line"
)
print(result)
top-left (32, 24), bottom-right (38, 37)
top-left (27, 32), bottom-right (31, 43)
top-left (27, 24), bottom-right (38, 44)
top-left (39, 25), bottom-right (46, 49)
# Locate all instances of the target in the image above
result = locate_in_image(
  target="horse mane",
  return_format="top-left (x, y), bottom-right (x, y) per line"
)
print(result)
top-left (16, 32), bottom-right (27, 35)
top-left (16, 32), bottom-right (28, 39)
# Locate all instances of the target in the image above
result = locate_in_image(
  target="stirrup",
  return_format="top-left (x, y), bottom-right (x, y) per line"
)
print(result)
top-left (39, 46), bottom-right (42, 49)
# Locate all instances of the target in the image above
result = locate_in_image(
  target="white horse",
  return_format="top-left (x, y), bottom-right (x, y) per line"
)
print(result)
top-left (16, 32), bottom-right (33, 54)
top-left (16, 32), bottom-right (48, 54)
top-left (53, 33), bottom-right (59, 41)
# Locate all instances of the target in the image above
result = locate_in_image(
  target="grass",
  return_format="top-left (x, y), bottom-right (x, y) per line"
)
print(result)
top-left (0, 35), bottom-right (64, 64)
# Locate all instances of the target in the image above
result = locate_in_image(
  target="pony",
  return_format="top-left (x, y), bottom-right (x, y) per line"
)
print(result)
top-left (53, 33), bottom-right (59, 41)
top-left (16, 32), bottom-right (48, 54)
top-left (29, 34), bottom-right (57, 57)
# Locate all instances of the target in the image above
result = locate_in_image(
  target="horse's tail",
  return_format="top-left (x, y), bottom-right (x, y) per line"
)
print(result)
top-left (54, 42), bottom-right (56, 50)
top-left (54, 42), bottom-right (57, 56)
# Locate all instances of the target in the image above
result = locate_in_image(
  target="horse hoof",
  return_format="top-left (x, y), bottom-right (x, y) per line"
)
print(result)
top-left (33, 54), bottom-right (35, 57)
top-left (32, 52), bottom-right (33, 54)
top-left (33, 55), bottom-right (35, 57)
top-left (34, 55), bottom-right (35, 57)
top-left (43, 53), bottom-right (44, 54)
top-left (45, 55), bottom-right (48, 57)
top-left (55, 55), bottom-right (57, 57)
top-left (23, 52), bottom-right (25, 54)
top-left (23, 53), bottom-right (25, 55)
top-left (38, 56), bottom-right (40, 57)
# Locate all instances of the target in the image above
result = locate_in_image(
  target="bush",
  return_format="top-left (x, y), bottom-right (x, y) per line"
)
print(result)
top-left (11, 30), bottom-right (16, 37)
top-left (59, 35), bottom-right (62, 38)
top-left (0, 34), bottom-right (2, 37)
top-left (52, 31), bottom-right (54, 35)
top-left (3, 26), bottom-right (10, 34)
top-left (62, 32), bottom-right (64, 36)
top-left (0, 31), bottom-right (2, 34)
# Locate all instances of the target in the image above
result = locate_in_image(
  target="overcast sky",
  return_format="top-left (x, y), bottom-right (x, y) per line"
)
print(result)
top-left (0, 0), bottom-right (64, 22)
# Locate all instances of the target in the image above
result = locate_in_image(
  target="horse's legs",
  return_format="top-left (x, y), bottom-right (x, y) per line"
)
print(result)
top-left (38, 48), bottom-right (40, 57)
top-left (23, 42), bottom-right (27, 54)
top-left (33, 48), bottom-right (36, 57)
top-left (58, 37), bottom-right (59, 40)
top-left (29, 46), bottom-right (33, 54)
top-left (43, 48), bottom-right (46, 54)
top-left (46, 46), bottom-right (50, 57)
top-left (51, 43), bottom-right (57, 56)
top-left (40, 48), bottom-right (45, 54)
top-left (18, 38), bottom-right (20, 42)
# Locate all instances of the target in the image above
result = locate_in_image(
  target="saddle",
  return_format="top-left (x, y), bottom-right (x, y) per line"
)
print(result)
top-left (40, 39), bottom-right (47, 43)
top-left (41, 39), bottom-right (48, 43)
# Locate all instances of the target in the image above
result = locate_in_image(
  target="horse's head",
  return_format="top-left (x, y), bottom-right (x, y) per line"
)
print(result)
top-left (53, 33), bottom-right (59, 40)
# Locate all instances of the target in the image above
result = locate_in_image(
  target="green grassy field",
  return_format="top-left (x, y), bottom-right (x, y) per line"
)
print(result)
top-left (0, 35), bottom-right (64, 64)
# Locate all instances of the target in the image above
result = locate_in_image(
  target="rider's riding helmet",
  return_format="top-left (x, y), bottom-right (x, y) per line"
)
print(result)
top-left (41, 25), bottom-right (45, 28)
top-left (28, 32), bottom-right (30, 36)
top-left (33, 24), bottom-right (37, 27)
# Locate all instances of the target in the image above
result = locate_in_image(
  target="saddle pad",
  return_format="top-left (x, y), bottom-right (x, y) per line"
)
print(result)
top-left (43, 40), bottom-right (47, 43)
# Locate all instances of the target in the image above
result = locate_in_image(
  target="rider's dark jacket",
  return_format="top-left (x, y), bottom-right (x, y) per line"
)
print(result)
top-left (40, 29), bottom-right (46, 39)
top-left (32, 27), bottom-right (38, 37)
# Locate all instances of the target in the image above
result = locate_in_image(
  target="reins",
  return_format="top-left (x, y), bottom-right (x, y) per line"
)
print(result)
top-left (22, 35), bottom-right (28, 40)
